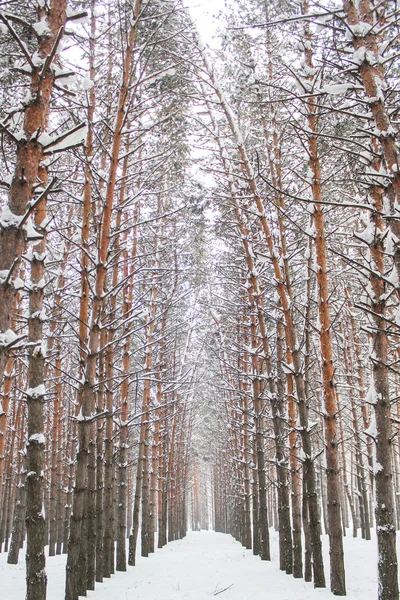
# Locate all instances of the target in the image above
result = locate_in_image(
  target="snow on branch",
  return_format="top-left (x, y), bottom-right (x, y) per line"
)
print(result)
top-left (40, 122), bottom-right (88, 154)
top-left (65, 8), bottom-right (88, 24)
top-left (0, 12), bottom-right (35, 70)
top-left (32, 17), bottom-right (51, 37)
top-left (321, 83), bottom-right (354, 95)
top-left (228, 8), bottom-right (343, 30)
top-left (140, 66), bottom-right (177, 87)
top-left (26, 384), bottom-right (46, 399)
top-left (27, 433), bottom-right (46, 446)
top-left (0, 328), bottom-right (23, 348)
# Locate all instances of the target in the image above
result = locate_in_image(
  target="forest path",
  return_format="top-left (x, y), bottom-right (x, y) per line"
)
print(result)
top-left (83, 530), bottom-right (375, 600)
top-left (2, 529), bottom-right (380, 599)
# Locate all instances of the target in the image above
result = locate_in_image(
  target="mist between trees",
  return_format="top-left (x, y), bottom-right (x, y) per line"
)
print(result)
top-left (0, 0), bottom-right (399, 599)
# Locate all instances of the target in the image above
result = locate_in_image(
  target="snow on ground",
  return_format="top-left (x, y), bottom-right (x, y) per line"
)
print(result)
top-left (0, 528), bottom-right (386, 599)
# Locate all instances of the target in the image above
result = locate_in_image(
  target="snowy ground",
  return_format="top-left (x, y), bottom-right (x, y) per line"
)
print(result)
top-left (0, 528), bottom-right (387, 599)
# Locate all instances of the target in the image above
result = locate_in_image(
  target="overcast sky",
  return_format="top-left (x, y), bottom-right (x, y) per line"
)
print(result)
top-left (183, 0), bottom-right (226, 46)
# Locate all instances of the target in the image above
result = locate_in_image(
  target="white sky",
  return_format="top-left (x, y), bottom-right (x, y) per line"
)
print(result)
top-left (183, 0), bottom-right (227, 47)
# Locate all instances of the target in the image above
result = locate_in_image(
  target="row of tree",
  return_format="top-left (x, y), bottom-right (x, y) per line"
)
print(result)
top-left (0, 1), bottom-right (400, 600)
top-left (0, 1), bottom-right (202, 599)
top-left (188, 2), bottom-right (400, 600)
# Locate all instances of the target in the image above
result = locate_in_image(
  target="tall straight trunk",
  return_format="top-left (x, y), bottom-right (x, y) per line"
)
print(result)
top-left (157, 418), bottom-right (167, 545)
top-left (0, 439), bottom-right (12, 551)
top-left (102, 215), bottom-right (123, 579)
top-left (4, 421), bottom-right (19, 553)
top-left (275, 318), bottom-right (293, 573)
top-left (0, 355), bottom-right (15, 535)
top-left (128, 429), bottom-right (144, 565)
top-left (156, 329), bottom-right (167, 547)
top-left (287, 369), bottom-right (302, 577)
top-left (252, 448), bottom-right (260, 556)
top-left (160, 416), bottom-right (169, 548)
top-left (67, 0), bottom-right (96, 589)
top-left (103, 134), bottom-right (131, 576)
top-left (103, 328), bottom-right (115, 578)
top-left (4, 396), bottom-right (23, 556)
top-left (240, 328), bottom-right (253, 551)
top-left (116, 358), bottom-right (129, 570)
top-left (337, 393), bottom-right (357, 537)
top-left (354, 139), bottom-right (397, 600)
top-left (250, 343), bottom-right (270, 560)
top-left (365, 197), bottom-right (398, 600)
top-left (0, 357), bottom-right (14, 512)
top-left (43, 411), bottom-right (50, 549)
top-left (193, 456), bottom-right (200, 531)
top-left (24, 23), bottom-right (69, 587)
top-left (150, 342), bottom-right (165, 553)
top-left (150, 335), bottom-right (173, 551)
top-left (48, 383), bottom-right (61, 557)
top-left (95, 327), bottom-right (106, 582)
top-left (342, 3), bottom-right (399, 598)
top-left (55, 363), bottom-right (64, 556)
top-left (0, 0), bottom-right (67, 386)
top-left (302, 472), bottom-right (312, 582)
top-left (167, 400), bottom-right (179, 542)
top-left (140, 274), bottom-right (159, 557)
top-left (0, 323), bottom-right (20, 554)
top-left (299, 3), bottom-right (345, 592)
top-left (25, 124), bottom-right (48, 600)
top-left (63, 418), bottom-right (76, 554)
top-left (346, 288), bottom-right (374, 498)
top-left (319, 452), bottom-right (329, 536)
top-left (93, 23), bottom-right (113, 583)
top-left (303, 238), bottom-right (318, 581)
top-left (65, 4), bottom-right (141, 598)
top-left (8, 454), bottom-right (27, 564)
top-left (85, 420), bottom-right (97, 589)
top-left (341, 320), bottom-right (371, 540)
top-left (311, 172), bottom-right (346, 597)
top-left (116, 184), bottom-right (138, 572)
top-left (213, 463), bottom-right (221, 532)
top-left (127, 461), bottom-right (133, 549)
top-left (47, 219), bottom-right (71, 558)
top-left (0, 5), bottom-right (68, 597)
top-left (85, 5), bottom-right (98, 586)
top-left (176, 403), bottom-right (190, 541)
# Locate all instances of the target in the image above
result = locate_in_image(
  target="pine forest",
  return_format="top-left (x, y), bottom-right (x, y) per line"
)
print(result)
top-left (0, 0), bottom-right (400, 599)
